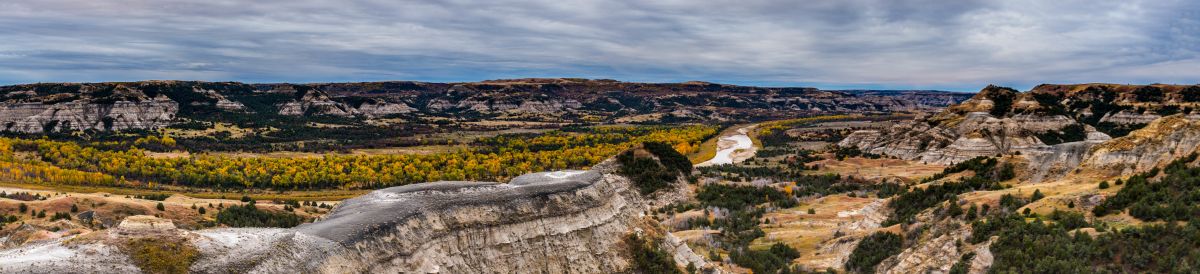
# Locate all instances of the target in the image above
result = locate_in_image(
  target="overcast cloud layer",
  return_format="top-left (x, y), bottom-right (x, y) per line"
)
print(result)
top-left (0, 0), bottom-right (1197, 90)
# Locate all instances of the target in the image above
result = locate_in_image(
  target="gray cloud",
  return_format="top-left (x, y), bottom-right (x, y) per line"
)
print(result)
top-left (0, 0), bottom-right (1196, 90)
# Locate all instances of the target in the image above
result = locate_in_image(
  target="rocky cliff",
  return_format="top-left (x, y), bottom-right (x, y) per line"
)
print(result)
top-left (0, 85), bottom-right (178, 133)
top-left (840, 83), bottom-right (1200, 180)
top-left (0, 79), bottom-right (970, 133)
top-left (0, 156), bottom-right (712, 273)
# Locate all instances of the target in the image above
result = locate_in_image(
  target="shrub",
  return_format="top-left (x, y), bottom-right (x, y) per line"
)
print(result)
top-left (1036, 124), bottom-right (1087, 145)
top-left (730, 243), bottom-right (800, 274)
top-left (215, 204), bottom-right (304, 228)
top-left (121, 237), bottom-right (199, 274)
top-left (1092, 153), bottom-right (1200, 221)
top-left (50, 212), bottom-right (71, 221)
top-left (985, 86), bottom-right (1018, 117)
top-left (134, 193), bottom-right (171, 201)
top-left (846, 232), bottom-right (903, 272)
top-left (617, 148), bottom-right (679, 195)
top-left (625, 234), bottom-right (683, 274)
top-left (642, 141), bottom-right (692, 174)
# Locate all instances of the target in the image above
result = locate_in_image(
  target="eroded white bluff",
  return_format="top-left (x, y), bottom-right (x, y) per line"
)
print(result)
top-left (0, 160), bottom-right (703, 274)
top-left (0, 96), bottom-right (177, 133)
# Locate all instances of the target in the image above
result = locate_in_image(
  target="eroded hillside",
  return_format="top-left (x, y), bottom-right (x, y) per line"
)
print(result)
top-left (840, 83), bottom-right (1200, 180)
top-left (0, 145), bottom-right (717, 273)
top-left (832, 83), bottom-right (1200, 273)
top-left (0, 79), bottom-right (968, 133)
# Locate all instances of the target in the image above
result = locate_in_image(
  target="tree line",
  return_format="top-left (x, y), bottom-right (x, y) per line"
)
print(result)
top-left (0, 125), bottom-right (716, 190)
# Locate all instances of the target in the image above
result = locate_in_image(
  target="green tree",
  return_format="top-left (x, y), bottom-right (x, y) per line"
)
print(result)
top-left (846, 232), bottom-right (903, 272)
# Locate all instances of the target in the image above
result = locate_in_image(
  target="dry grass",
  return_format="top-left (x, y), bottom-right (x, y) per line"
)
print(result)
top-left (813, 156), bottom-right (945, 181)
top-left (163, 122), bottom-right (267, 138)
top-left (120, 236), bottom-right (199, 274)
top-left (688, 135), bottom-right (721, 164)
top-left (614, 113), bottom-right (664, 123)
top-left (0, 184), bottom-right (337, 236)
top-left (0, 181), bottom-right (364, 201)
top-left (749, 195), bottom-right (886, 270)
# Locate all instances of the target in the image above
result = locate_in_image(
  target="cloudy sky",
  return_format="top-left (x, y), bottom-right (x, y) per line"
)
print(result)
top-left (0, 0), bottom-right (1196, 91)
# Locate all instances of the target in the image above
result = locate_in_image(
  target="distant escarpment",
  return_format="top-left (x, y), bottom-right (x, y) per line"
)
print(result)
top-left (840, 83), bottom-right (1200, 180)
top-left (0, 148), bottom-right (714, 273)
top-left (0, 79), bottom-right (969, 133)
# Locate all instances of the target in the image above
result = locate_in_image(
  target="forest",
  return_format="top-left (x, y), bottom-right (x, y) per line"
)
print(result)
top-left (0, 125), bottom-right (717, 191)
top-left (617, 141), bottom-right (694, 195)
top-left (1092, 153), bottom-right (1200, 221)
top-left (977, 209), bottom-right (1200, 273)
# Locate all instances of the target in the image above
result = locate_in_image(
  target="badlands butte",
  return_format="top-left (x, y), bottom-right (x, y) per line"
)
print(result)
top-left (2, 81), bottom-right (1200, 273)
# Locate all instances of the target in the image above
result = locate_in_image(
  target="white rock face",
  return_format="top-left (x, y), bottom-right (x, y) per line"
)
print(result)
top-left (0, 96), bottom-right (178, 133)
top-left (968, 240), bottom-right (995, 274)
top-left (277, 90), bottom-right (356, 117)
top-left (196, 88), bottom-right (248, 111)
top-left (1100, 110), bottom-right (1161, 124)
top-left (355, 100), bottom-right (416, 118)
top-left (275, 88), bottom-right (416, 118)
top-left (661, 232), bottom-right (712, 270)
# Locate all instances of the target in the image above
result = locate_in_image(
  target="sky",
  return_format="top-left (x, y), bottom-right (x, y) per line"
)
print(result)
top-left (0, 0), bottom-right (1197, 91)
